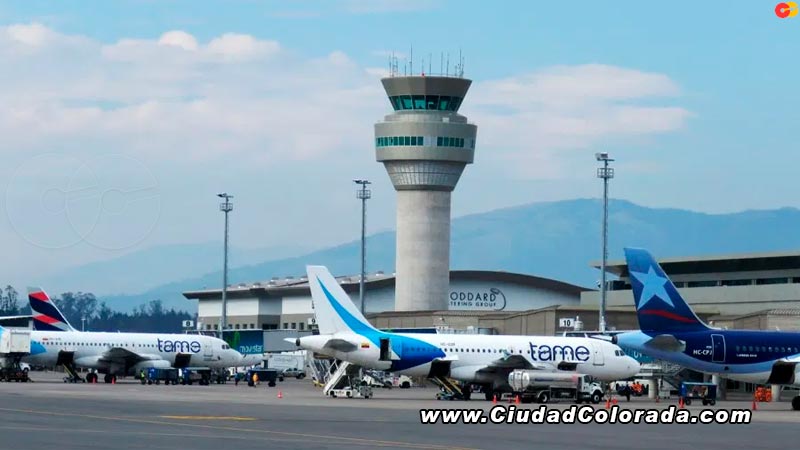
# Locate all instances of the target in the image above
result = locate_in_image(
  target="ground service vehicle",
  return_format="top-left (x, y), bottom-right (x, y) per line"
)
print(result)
top-left (146, 367), bottom-right (179, 385)
top-left (508, 371), bottom-right (603, 404)
top-left (281, 367), bottom-right (306, 379)
top-left (329, 385), bottom-right (373, 399)
top-left (680, 381), bottom-right (717, 406)
top-left (247, 368), bottom-right (279, 387)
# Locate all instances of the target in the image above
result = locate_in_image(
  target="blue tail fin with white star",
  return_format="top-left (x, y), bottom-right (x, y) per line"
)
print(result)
top-left (624, 248), bottom-right (709, 334)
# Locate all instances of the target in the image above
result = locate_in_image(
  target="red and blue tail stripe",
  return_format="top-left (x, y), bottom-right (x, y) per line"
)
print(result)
top-left (28, 287), bottom-right (75, 332)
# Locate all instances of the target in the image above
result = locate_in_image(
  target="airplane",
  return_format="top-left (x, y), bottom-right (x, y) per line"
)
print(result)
top-left (615, 248), bottom-right (800, 410)
top-left (22, 287), bottom-right (244, 383)
top-left (290, 266), bottom-right (640, 400)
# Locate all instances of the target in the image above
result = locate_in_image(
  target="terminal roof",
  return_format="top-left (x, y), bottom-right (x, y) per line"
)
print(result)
top-left (591, 250), bottom-right (800, 277)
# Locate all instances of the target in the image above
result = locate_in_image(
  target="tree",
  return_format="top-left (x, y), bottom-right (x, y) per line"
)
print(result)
top-left (0, 285), bottom-right (19, 315)
top-left (55, 292), bottom-right (98, 328)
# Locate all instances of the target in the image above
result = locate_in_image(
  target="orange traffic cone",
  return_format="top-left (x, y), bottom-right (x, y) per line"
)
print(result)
top-left (605, 398), bottom-right (611, 409)
top-left (514, 395), bottom-right (520, 404)
top-left (752, 397), bottom-right (758, 411)
top-left (678, 397), bottom-right (684, 409)
top-left (112, 376), bottom-right (116, 384)
top-left (492, 394), bottom-right (497, 404)
top-left (277, 390), bottom-right (283, 399)
top-left (612, 397), bottom-right (618, 406)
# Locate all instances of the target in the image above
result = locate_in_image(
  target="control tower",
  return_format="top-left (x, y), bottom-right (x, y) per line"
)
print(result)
top-left (374, 73), bottom-right (477, 311)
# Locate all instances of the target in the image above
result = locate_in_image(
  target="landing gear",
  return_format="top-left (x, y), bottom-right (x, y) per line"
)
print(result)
top-left (86, 373), bottom-right (98, 384)
top-left (462, 384), bottom-right (472, 401)
top-left (792, 396), bottom-right (800, 411)
top-left (104, 374), bottom-right (117, 384)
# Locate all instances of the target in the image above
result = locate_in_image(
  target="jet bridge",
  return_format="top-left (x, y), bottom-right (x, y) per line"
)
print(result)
top-left (0, 328), bottom-right (32, 382)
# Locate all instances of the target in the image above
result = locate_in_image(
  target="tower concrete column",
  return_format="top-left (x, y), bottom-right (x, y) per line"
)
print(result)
top-left (395, 190), bottom-right (451, 311)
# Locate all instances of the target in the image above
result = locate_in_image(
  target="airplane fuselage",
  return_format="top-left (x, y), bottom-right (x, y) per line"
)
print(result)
top-left (23, 331), bottom-right (243, 376)
top-left (300, 331), bottom-right (639, 385)
top-left (617, 329), bottom-right (800, 384)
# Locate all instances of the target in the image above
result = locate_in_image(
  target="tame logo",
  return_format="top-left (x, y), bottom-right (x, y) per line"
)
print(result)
top-left (157, 338), bottom-right (201, 353)
top-left (775, 2), bottom-right (798, 18)
top-left (529, 343), bottom-right (591, 362)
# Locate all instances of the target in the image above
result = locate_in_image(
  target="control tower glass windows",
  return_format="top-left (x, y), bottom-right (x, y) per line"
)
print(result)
top-left (375, 136), bottom-right (425, 147)
top-left (388, 95), bottom-right (463, 111)
top-left (435, 136), bottom-right (466, 148)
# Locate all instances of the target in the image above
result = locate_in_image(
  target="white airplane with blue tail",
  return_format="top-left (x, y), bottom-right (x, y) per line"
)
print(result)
top-left (291, 266), bottom-right (640, 400)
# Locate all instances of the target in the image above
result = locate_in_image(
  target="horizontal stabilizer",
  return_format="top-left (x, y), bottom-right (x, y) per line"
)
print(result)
top-left (644, 334), bottom-right (686, 352)
top-left (323, 338), bottom-right (359, 353)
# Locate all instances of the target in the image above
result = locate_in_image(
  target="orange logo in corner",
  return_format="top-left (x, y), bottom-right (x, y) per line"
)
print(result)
top-left (776, 2), bottom-right (798, 18)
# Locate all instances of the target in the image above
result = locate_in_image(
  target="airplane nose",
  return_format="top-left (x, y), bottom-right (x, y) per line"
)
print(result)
top-left (626, 357), bottom-right (641, 377)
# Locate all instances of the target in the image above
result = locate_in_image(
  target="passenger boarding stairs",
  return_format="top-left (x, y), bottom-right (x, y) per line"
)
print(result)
top-left (322, 360), bottom-right (362, 395)
top-left (428, 375), bottom-right (465, 399)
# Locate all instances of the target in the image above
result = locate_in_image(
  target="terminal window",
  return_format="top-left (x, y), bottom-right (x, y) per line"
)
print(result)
top-left (756, 277), bottom-right (789, 285)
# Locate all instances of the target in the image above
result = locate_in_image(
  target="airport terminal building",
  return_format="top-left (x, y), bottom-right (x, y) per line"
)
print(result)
top-left (184, 250), bottom-right (800, 343)
top-left (183, 270), bottom-right (588, 336)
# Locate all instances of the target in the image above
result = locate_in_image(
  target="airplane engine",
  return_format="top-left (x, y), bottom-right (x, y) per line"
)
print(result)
top-left (131, 360), bottom-right (172, 373)
top-left (449, 365), bottom-right (495, 384)
top-left (767, 360), bottom-right (800, 385)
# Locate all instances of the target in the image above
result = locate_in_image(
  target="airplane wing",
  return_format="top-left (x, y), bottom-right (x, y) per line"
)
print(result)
top-left (98, 347), bottom-right (163, 366)
top-left (0, 315), bottom-right (32, 321)
top-left (476, 354), bottom-right (550, 374)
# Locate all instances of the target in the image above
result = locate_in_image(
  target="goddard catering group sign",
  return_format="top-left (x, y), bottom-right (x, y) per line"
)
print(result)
top-left (448, 287), bottom-right (507, 311)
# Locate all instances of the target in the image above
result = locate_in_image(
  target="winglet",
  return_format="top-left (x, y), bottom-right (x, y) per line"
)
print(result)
top-left (27, 287), bottom-right (76, 332)
top-left (624, 248), bottom-right (709, 334)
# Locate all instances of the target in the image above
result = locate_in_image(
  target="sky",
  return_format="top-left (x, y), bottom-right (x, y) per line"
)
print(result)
top-left (0, 0), bottom-right (798, 287)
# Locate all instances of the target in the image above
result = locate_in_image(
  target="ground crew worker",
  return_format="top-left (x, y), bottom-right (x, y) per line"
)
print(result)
top-left (140, 369), bottom-right (146, 384)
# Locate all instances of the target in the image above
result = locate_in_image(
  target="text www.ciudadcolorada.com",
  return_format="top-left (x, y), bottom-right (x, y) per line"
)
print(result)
top-left (419, 405), bottom-right (751, 425)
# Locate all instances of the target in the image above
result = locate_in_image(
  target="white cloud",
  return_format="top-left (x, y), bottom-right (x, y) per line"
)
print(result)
top-left (5, 22), bottom-right (54, 46)
top-left (0, 22), bottom-right (691, 292)
top-left (157, 30), bottom-right (198, 51)
top-left (470, 64), bottom-right (690, 177)
top-left (207, 33), bottom-right (279, 61)
top-left (0, 25), bottom-right (689, 175)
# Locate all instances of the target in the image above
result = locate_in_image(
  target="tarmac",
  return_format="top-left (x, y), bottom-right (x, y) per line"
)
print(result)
top-left (1, 371), bottom-right (799, 450)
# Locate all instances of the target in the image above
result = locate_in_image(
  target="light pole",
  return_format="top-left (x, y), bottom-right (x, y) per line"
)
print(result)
top-left (596, 152), bottom-right (614, 333)
top-left (217, 193), bottom-right (234, 339)
top-left (354, 179), bottom-right (371, 314)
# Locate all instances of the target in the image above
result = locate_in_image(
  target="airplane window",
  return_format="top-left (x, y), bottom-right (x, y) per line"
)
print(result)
top-left (769, 347), bottom-right (773, 352)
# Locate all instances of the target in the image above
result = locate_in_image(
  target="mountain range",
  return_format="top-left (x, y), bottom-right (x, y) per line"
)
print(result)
top-left (46, 199), bottom-right (800, 312)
